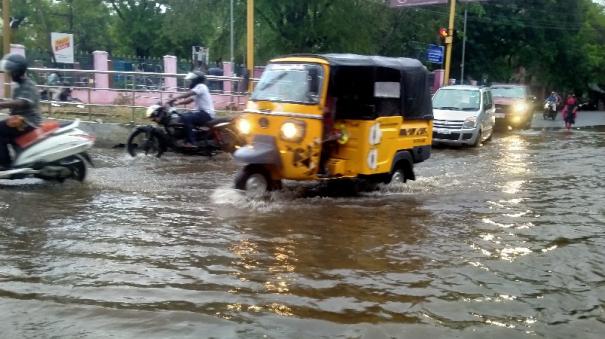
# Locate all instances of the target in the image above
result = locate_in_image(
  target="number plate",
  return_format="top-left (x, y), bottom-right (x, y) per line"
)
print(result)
top-left (495, 113), bottom-right (506, 118)
top-left (435, 128), bottom-right (451, 134)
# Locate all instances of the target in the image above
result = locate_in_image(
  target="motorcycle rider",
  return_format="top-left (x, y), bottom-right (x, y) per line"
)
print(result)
top-left (0, 53), bottom-right (42, 170)
top-left (546, 91), bottom-right (559, 105)
top-left (167, 71), bottom-right (215, 148)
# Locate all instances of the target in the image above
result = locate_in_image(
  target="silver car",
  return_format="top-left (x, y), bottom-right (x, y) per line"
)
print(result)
top-left (432, 85), bottom-right (496, 147)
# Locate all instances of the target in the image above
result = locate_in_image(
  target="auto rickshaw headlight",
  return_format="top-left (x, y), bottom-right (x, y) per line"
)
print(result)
top-left (513, 102), bottom-right (528, 114)
top-left (280, 120), bottom-right (306, 142)
top-left (237, 118), bottom-right (252, 135)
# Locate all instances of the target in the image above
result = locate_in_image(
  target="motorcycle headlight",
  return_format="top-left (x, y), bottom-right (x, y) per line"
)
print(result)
top-left (280, 120), bottom-right (306, 142)
top-left (237, 118), bottom-right (252, 135)
top-left (145, 104), bottom-right (161, 118)
top-left (463, 116), bottom-right (477, 128)
top-left (513, 102), bottom-right (529, 114)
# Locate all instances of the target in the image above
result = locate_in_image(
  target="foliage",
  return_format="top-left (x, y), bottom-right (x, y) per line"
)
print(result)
top-left (2, 0), bottom-right (605, 92)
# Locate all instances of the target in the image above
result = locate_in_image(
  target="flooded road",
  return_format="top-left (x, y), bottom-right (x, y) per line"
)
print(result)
top-left (1, 129), bottom-right (604, 338)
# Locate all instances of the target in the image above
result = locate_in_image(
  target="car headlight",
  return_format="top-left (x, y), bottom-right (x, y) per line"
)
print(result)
top-left (513, 102), bottom-right (529, 113)
top-left (280, 120), bottom-right (306, 142)
top-left (463, 116), bottom-right (477, 128)
top-left (237, 118), bottom-right (252, 135)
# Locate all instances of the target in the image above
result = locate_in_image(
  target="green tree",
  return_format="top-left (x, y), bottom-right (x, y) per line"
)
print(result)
top-left (107, 0), bottom-right (167, 56)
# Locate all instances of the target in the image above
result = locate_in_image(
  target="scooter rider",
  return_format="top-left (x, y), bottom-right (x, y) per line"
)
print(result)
top-left (0, 53), bottom-right (42, 170)
top-left (546, 91), bottom-right (558, 105)
top-left (167, 71), bottom-right (215, 147)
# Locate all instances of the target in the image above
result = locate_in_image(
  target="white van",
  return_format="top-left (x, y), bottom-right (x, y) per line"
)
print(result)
top-left (432, 85), bottom-right (496, 147)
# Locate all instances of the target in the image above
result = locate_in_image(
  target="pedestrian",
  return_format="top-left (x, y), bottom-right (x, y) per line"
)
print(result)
top-left (0, 53), bottom-right (42, 170)
top-left (562, 93), bottom-right (578, 130)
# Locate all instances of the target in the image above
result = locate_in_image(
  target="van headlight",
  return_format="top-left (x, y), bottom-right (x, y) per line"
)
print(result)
top-left (463, 116), bottom-right (477, 128)
top-left (514, 102), bottom-right (529, 114)
top-left (237, 118), bottom-right (252, 135)
top-left (280, 120), bottom-right (306, 142)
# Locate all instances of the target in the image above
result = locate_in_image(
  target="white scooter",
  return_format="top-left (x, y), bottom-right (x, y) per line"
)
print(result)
top-left (0, 119), bottom-right (95, 182)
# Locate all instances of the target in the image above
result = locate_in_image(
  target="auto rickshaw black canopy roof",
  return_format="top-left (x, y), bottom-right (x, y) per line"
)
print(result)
top-left (282, 53), bottom-right (433, 120)
top-left (320, 53), bottom-right (425, 70)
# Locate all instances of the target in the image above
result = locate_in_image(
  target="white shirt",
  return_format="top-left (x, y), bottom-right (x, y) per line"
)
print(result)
top-left (191, 83), bottom-right (215, 118)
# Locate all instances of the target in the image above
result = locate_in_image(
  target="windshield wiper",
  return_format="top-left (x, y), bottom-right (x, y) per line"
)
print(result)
top-left (434, 106), bottom-right (461, 110)
top-left (461, 107), bottom-right (479, 111)
top-left (256, 72), bottom-right (288, 92)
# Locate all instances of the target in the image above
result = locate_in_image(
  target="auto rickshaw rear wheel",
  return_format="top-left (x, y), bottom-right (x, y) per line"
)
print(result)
top-left (234, 165), bottom-right (281, 197)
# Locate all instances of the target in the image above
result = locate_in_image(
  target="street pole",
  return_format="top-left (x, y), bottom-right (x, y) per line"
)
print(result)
top-left (3, 0), bottom-right (10, 97)
top-left (230, 0), bottom-right (234, 64)
top-left (443, 0), bottom-right (456, 86)
top-left (460, 7), bottom-right (468, 85)
top-left (246, 0), bottom-right (254, 92)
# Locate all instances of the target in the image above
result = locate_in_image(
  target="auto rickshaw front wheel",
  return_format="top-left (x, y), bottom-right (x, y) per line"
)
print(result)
top-left (234, 165), bottom-right (281, 197)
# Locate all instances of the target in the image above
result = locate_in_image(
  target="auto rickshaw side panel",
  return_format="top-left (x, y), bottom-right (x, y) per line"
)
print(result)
top-left (328, 117), bottom-right (432, 177)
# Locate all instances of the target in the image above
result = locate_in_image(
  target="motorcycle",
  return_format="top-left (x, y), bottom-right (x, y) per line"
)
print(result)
top-left (0, 119), bottom-right (95, 182)
top-left (126, 104), bottom-right (243, 157)
top-left (543, 100), bottom-right (557, 120)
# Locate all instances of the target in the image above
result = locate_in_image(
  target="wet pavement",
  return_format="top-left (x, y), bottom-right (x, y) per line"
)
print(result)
top-left (530, 111), bottom-right (605, 129)
top-left (1, 128), bottom-right (605, 338)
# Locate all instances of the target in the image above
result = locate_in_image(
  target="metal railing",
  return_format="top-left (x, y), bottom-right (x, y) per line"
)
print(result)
top-left (2, 68), bottom-right (253, 124)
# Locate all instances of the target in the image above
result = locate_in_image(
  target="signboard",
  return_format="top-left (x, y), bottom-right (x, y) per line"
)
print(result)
top-left (388, 0), bottom-right (486, 7)
top-left (192, 46), bottom-right (209, 68)
top-left (50, 32), bottom-right (74, 64)
top-left (388, 0), bottom-right (447, 7)
top-left (427, 44), bottom-right (444, 64)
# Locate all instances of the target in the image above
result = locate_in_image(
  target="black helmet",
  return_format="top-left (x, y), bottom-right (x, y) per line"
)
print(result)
top-left (185, 70), bottom-right (206, 89)
top-left (0, 53), bottom-right (28, 81)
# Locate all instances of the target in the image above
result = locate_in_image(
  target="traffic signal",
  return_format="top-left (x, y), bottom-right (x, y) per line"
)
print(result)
top-left (439, 27), bottom-right (448, 40)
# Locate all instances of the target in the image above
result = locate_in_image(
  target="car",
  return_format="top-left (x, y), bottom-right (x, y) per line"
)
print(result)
top-left (490, 84), bottom-right (536, 129)
top-left (432, 85), bottom-right (496, 147)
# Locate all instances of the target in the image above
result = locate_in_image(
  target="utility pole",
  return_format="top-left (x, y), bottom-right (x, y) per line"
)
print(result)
top-left (443, 0), bottom-right (456, 86)
top-left (230, 0), bottom-right (234, 64)
top-left (3, 0), bottom-right (10, 97)
top-left (246, 0), bottom-right (254, 92)
top-left (460, 7), bottom-right (468, 85)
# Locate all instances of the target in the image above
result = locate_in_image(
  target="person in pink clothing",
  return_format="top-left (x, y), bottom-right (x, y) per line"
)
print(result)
top-left (562, 94), bottom-right (579, 130)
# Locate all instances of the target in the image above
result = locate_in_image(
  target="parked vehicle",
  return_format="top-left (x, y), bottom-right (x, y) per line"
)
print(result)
top-left (40, 83), bottom-right (83, 103)
top-left (0, 119), bottom-right (94, 182)
top-left (232, 53), bottom-right (433, 195)
top-left (432, 85), bottom-right (495, 147)
top-left (543, 100), bottom-right (557, 120)
top-left (491, 84), bottom-right (536, 129)
top-left (127, 103), bottom-right (243, 157)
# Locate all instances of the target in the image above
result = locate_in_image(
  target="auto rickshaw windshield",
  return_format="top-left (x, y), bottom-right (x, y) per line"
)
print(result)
top-left (251, 63), bottom-right (323, 104)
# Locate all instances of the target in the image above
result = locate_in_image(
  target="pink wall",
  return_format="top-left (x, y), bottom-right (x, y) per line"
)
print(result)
top-left (71, 89), bottom-right (248, 110)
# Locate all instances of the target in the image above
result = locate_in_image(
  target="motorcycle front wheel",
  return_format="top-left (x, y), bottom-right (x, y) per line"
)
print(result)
top-left (127, 129), bottom-right (164, 157)
top-left (216, 127), bottom-right (244, 154)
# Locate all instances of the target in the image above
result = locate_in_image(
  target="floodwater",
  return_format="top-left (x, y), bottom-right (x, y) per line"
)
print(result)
top-left (1, 129), bottom-right (604, 338)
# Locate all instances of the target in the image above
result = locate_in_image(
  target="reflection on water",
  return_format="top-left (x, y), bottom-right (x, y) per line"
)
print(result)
top-left (1, 130), bottom-right (605, 338)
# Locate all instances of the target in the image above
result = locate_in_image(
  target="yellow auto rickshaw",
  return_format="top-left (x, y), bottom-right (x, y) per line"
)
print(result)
top-left (233, 54), bottom-right (433, 194)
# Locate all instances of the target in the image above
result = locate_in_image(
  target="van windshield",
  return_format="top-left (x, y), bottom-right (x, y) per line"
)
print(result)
top-left (433, 89), bottom-right (481, 111)
top-left (251, 63), bottom-right (323, 104)
top-left (491, 86), bottom-right (526, 99)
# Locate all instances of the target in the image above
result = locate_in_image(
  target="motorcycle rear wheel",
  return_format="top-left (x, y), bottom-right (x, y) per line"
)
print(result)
top-left (127, 129), bottom-right (163, 157)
